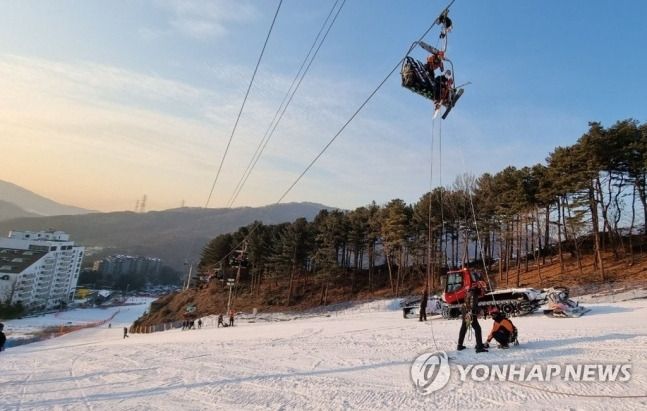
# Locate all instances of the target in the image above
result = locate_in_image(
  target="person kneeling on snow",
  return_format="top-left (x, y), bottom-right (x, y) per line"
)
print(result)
top-left (485, 308), bottom-right (517, 349)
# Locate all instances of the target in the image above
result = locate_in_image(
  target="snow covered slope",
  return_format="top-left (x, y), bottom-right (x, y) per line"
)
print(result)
top-left (0, 298), bottom-right (645, 410)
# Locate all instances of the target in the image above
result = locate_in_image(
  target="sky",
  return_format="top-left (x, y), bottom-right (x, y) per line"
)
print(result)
top-left (1, 1), bottom-right (646, 213)
top-left (1, 293), bottom-right (646, 409)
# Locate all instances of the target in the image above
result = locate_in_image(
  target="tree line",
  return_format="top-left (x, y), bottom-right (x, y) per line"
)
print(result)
top-left (198, 119), bottom-right (647, 305)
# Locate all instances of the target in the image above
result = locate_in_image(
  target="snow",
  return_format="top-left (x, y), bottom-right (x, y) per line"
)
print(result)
top-left (1, 295), bottom-right (646, 410)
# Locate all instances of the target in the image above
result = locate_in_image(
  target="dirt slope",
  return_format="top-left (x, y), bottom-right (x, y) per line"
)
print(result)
top-left (134, 251), bottom-right (647, 327)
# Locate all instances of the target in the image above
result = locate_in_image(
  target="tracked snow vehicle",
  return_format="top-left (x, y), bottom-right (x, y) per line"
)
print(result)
top-left (543, 287), bottom-right (591, 318)
top-left (440, 267), bottom-right (546, 319)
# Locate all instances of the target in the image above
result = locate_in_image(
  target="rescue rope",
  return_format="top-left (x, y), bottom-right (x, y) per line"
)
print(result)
top-left (425, 0), bottom-right (458, 356)
top-left (447, 114), bottom-right (499, 305)
top-left (427, 106), bottom-right (443, 353)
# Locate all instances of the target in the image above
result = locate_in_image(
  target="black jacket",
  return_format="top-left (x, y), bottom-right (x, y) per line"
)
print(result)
top-left (420, 291), bottom-right (429, 308)
top-left (462, 287), bottom-right (480, 317)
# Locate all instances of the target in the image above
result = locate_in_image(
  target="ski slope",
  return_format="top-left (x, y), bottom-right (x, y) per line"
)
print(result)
top-left (1, 297), bottom-right (646, 410)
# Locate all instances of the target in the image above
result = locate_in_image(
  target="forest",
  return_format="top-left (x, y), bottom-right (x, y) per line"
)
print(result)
top-left (196, 119), bottom-right (647, 307)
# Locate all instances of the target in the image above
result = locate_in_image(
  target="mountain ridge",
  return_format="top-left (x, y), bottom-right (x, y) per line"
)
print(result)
top-left (0, 203), bottom-right (336, 271)
top-left (0, 179), bottom-right (98, 217)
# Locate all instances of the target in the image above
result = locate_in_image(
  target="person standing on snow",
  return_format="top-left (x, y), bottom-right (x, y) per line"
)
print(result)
top-left (419, 289), bottom-right (428, 322)
top-left (457, 284), bottom-right (488, 353)
top-left (0, 323), bottom-right (6, 352)
top-left (123, 327), bottom-right (129, 339)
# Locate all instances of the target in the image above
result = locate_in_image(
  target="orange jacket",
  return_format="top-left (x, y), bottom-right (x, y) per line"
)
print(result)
top-left (427, 54), bottom-right (444, 72)
top-left (487, 318), bottom-right (515, 341)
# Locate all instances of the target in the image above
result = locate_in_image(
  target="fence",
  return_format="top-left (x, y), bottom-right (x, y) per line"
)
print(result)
top-left (129, 321), bottom-right (184, 334)
top-left (39, 279), bottom-right (647, 338)
top-left (129, 298), bottom-right (404, 335)
top-left (5, 309), bottom-right (122, 350)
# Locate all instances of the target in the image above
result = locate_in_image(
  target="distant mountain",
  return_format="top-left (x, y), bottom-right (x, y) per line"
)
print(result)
top-left (0, 179), bottom-right (97, 219)
top-left (0, 199), bottom-right (40, 221)
top-left (0, 203), bottom-right (335, 271)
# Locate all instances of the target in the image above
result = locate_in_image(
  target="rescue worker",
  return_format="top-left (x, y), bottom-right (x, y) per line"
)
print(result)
top-left (437, 12), bottom-right (453, 38)
top-left (457, 283), bottom-right (488, 353)
top-left (426, 50), bottom-right (445, 75)
top-left (485, 308), bottom-right (516, 349)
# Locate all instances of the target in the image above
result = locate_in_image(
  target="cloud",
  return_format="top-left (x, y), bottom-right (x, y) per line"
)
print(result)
top-left (149, 0), bottom-right (260, 41)
top-left (0, 51), bottom-right (494, 213)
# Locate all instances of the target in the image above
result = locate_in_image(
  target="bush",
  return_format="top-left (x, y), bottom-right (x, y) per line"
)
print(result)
top-left (0, 300), bottom-right (26, 320)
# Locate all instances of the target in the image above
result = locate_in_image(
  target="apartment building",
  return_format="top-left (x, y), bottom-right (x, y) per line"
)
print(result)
top-left (93, 255), bottom-right (162, 278)
top-left (0, 230), bottom-right (84, 311)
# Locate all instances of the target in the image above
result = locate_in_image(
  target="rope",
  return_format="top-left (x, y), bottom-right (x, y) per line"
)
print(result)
top-left (422, 0), bottom-right (456, 355)
top-left (426, 107), bottom-right (442, 352)
top-left (447, 113), bottom-right (498, 303)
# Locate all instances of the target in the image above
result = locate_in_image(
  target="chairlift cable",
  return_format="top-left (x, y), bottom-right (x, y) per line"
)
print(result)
top-left (180, 0), bottom-right (283, 281)
top-left (226, 0), bottom-right (348, 208)
top-left (207, 0), bottom-right (284, 210)
top-left (217, 0), bottom-right (349, 270)
top-left (206, 0), bottom-right (458, 287)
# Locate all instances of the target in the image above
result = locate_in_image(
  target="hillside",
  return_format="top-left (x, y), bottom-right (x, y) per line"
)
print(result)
top-left (0, 203), bottom-right (335, 271)
top-left (0, 200), bottom-right (39, 221)
top-left (0, 179), bottom-right (96, 217)
top-left (134, 249), bottom-right (647, 328)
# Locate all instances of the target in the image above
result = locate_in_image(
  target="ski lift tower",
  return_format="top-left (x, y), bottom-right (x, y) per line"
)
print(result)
top-left (226, 277), bottom-right (235, 314)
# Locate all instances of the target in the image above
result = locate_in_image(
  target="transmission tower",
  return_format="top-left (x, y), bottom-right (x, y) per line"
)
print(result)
top-left (140, 195), bottom-right (147, 213)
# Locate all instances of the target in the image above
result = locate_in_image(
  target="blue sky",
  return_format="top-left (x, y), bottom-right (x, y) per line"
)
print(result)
top-left (1, 1), bottom-right (645, 212)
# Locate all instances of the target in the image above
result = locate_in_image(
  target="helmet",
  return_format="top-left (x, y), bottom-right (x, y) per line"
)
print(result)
top-left (438, 51), bottom-right (445, 59)
top-left (445, 70), bottom-right (452, 77)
